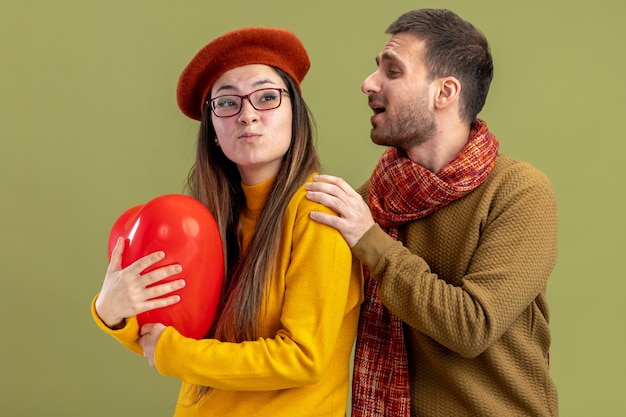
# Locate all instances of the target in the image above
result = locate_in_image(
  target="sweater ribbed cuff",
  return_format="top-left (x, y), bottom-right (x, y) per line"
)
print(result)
top-left (352, 224), bottom-right (397, 277)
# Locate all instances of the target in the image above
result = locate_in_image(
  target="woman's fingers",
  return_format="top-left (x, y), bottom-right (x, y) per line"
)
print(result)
top-left (140, 263), bottom-right (182, 285)
top-left (143, 293), bottom-right (182, 311)
top-left (96, 248), bottom-right (185, 327)
top-left (127, 250), bottom-right (166, 276)
top-left (142, 274), bottom-right (186, 300)
top-left (106, 237), bottom-right (125, 274)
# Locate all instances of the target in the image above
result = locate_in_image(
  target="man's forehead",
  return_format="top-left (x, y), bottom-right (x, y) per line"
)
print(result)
top-left (377, 33), bottom-right (424, 64)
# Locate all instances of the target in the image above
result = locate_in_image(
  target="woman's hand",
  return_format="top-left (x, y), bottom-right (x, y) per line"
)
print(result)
top-left (139, 323), bottom-right (167, 368)
top-left (94, 237), bottom-right (185, 329)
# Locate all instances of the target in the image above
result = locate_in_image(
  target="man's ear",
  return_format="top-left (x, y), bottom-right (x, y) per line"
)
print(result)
top-left (434, 76), bottom-right (461, 110)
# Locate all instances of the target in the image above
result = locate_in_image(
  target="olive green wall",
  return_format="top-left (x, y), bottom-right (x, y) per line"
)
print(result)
top-left (1, 0), bottom-right (624, 416)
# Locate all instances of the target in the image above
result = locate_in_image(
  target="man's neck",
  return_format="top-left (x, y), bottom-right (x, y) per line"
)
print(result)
top-left (405, 123), bottom-right (471, 173)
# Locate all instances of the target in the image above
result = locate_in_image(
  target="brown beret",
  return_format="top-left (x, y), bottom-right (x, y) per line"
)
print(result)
top-left (176, 27), bottom-right (310, 121)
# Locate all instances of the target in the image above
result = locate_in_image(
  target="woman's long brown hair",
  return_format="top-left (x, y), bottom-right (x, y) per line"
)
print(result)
top-left (184, 67), bottom-right (320, 401)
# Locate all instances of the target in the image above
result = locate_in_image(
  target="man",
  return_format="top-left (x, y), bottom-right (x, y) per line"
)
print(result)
top-left (306, 8), bottom-right (558, 417)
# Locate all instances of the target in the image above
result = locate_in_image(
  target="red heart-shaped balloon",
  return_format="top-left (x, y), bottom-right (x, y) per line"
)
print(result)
top-left (107, 194), bottom-right (224, 339)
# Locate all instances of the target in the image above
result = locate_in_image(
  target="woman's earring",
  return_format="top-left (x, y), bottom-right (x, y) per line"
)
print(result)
top-left (214, 137), bottom-right (219, 146)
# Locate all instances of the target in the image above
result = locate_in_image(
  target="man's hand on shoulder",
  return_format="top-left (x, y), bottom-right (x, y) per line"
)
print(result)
top-left (306, 175), bottom-right (375, 247)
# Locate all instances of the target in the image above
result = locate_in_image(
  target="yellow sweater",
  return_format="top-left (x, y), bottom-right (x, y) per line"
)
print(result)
top-left (93, 175), bottom-right (363, 416)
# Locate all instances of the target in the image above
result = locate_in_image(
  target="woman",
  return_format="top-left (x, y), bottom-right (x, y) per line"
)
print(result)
top-left (92, 27), bottom-right (363, 416)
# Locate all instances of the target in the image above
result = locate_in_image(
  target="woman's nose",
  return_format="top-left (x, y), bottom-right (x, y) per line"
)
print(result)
top-left (237, 99), bottom-right (258, 124)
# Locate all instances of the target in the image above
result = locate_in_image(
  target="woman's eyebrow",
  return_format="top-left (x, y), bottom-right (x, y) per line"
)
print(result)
top-left (213, 78), bottom-right (278, 95)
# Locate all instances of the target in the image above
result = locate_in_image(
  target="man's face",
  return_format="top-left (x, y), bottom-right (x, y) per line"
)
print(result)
top-left (361, 33), bottom-right (437, 150)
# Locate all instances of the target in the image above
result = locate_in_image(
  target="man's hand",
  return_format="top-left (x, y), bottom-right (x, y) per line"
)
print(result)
top-left (306, 175), bottom-right (375, 247)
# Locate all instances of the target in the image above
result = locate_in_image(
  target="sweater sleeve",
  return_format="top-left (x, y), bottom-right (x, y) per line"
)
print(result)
top-left (153, 199), bottom-right (359, 390)
top-left (91, 295), bottom-right (143, 355)
top-left (354, 164), bottom-right (558, 358)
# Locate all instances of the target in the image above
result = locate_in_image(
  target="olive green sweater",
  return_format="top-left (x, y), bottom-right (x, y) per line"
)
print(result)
top-left (354, 155), bottom-right (558, 417)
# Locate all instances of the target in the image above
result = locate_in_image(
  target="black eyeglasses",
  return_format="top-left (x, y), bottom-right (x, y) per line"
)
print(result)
top-left (207, 88), bottom-right (290, 118)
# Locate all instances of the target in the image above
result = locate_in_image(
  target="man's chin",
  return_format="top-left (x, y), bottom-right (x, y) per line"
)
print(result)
top-left (370, 131), bottom-right (392, 147)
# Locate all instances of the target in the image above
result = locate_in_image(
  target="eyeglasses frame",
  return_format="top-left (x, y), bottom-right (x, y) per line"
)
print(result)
top-left (206, 88), bottom-right (290, 118)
